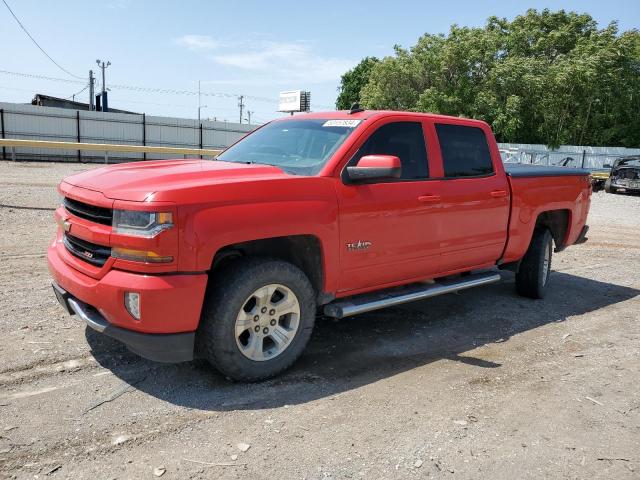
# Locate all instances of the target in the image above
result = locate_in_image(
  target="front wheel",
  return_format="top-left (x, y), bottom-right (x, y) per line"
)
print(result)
top-left (197, 257), bottom-right (316, 381)
top-left (516, 228), bottom-right (553, 299)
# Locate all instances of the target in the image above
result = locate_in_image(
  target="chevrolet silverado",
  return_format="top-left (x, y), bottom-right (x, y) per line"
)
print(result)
top-left (49, 110), bottom-right (591, 381)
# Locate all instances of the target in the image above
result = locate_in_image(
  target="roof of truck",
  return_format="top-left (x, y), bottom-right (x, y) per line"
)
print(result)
top-left (276, 110), bottom-right (487, 125)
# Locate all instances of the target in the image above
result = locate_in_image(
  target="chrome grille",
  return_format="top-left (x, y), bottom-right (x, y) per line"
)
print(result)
top-left (63, 197), bottom-right (112, 226)
top-left (63, 234), bottom-right (111, 267)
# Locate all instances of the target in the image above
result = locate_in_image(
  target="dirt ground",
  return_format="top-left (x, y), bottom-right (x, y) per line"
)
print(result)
top-left (0, 160), bottom-right (638, 480)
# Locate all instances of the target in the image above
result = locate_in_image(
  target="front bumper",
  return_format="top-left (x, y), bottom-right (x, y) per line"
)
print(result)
top-left (611, 180), bottom-right (640, 192)
top-left (48, 239), bottom-right (208, 363)
top-left (53, 283), bottom-right (195, 362)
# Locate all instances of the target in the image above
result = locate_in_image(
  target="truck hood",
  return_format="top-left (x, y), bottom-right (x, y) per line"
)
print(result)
top-left (63, 159), bottom-right (291, 201)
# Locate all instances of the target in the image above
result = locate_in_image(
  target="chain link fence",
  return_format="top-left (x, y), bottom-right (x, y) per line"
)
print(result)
top-left (1, 101), bottom-right (638, 167)
top-left (498, 143), bottom-right (640, 170)
top-left (0, 101), bottom-right (255, 163)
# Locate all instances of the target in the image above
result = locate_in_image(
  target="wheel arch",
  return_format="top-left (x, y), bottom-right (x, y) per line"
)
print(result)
top-left (534, 209), bottom-right (571, 251)
top-left (209, 235), bottom-right (331, 305)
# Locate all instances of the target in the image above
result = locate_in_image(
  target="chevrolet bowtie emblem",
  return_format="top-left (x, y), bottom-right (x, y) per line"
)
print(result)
top-left (62, 219), bottom-right (72, 232)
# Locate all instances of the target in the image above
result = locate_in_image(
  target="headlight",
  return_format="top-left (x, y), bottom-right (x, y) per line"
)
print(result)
top-left (112, 210), bottom-right (173, 237)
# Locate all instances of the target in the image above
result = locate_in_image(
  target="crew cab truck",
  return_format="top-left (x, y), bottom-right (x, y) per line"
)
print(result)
top-left (48, 110), bottom-right (591, 381)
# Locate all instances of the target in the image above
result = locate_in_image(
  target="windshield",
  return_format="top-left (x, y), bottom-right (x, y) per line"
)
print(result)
top-left (217, 118), bottom-right (361, 175)
top-left (558, 157), bottom-right (577, 167)
top-left (618, 158), bottom-right (640, 168)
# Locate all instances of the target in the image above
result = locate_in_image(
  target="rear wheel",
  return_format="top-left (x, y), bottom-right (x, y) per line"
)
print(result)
top-left (516, 228), bottom-right (553, 299)
top-left (197, 257), bottom-right (316, 381)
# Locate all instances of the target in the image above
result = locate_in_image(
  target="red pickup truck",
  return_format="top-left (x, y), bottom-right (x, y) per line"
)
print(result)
top-left (49, 110), bottom-right (591, 381)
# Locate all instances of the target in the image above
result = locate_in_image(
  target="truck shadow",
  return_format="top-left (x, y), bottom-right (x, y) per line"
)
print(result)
top-left (86, 271), bottom-right (638, 411)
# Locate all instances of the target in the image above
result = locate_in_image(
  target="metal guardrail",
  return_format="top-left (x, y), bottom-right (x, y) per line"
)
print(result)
top-left (0, 138), bottom-right (222, 163)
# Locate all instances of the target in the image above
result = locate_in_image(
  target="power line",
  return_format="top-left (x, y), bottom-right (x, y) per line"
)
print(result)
top-left (0, 84), bottom-right (39, 93)
top-left (66, 84), bottom-right (89, 100)
top-left (0, 81), bottom-right (274, 122)
top-left (0, 70), bottom-right (275, 102)
top-left (1, 0), bottom-right (83, 80)
top-left (108, 82), bottom-right (278, 103)
top-left (114, 98), bottom-right (196, 109)
top-left (0, 69), bottom-right (84, 85)
top-left (0, 69), bottom-right (336, 110)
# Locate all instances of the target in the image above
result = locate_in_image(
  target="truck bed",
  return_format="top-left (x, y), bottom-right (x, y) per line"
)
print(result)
top-left (505, 164), bottom-right (589, 177)
top-left (501, 165), bottom-right (591, 264)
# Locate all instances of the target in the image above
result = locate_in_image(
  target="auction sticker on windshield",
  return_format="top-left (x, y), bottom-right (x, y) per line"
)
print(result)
top-left (323, 120), bottom-right (361, 128)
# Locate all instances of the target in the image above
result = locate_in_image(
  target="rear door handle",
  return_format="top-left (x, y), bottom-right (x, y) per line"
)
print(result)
top-left (490, 190), bottom-right (508, 198)
top-left (418, 194), bottom-right (442, 203)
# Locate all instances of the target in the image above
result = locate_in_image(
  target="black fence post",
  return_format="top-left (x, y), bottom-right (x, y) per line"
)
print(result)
top-left (142, 113), bottom-right (146, 161)
top-left (1, 108), bottom-right (5, 160)
top-left (199, 123), bottom-right (203, 159)
top-left (76, 110), bottom-right (81, 162)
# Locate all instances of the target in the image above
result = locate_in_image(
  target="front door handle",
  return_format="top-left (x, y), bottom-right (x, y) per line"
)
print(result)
top-left (418, 194), bottom-right (442, 203)
top-left (490, 190), bottom-right (508, 198)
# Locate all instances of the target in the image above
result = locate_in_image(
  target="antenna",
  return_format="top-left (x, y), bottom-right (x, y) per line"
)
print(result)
top-left (349, 103), bottom-right (364, 114)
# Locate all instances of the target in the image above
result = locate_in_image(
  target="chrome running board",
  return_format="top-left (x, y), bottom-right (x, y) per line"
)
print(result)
top-left (324, 271), bottom-right (501, 319)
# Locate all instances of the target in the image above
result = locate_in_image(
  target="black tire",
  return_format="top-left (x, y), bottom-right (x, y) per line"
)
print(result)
top-left (605, 182), bottom-right (617, 194)
top-left (515, 228), bottom-right (553, 299)
top-left (197, 257), bottom-right (316, 381)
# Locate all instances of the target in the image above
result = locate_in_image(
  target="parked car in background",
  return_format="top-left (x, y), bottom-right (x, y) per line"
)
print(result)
top-left (589, 168), bottom-right (611, 192)
top-left (605, 156), bottom-right (640, 194)
top-left (499, 148), bottom-right (522, 164)
top-left (558, 156), bottom-right (611, 192)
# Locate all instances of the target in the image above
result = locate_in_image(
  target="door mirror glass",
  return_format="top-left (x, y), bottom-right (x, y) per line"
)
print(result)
top-left (346, 155), bottom-right (402, 182)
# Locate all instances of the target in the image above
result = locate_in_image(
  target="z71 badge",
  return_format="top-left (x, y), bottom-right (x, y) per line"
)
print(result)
top-left (346, 240), bottom-right (372, 251)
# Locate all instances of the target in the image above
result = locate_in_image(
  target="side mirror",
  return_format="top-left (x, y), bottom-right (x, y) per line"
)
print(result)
top-left (346, 155), bottom-right (401, 182)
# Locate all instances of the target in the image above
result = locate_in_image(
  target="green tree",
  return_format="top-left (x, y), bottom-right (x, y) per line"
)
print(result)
top-left (349, 9), bottom-right (640, 147)
top-left (335, 57), bottom-right (379, 110)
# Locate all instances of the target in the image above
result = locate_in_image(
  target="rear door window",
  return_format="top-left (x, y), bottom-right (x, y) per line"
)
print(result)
top-left (435, 124), bottom-right (494, 178)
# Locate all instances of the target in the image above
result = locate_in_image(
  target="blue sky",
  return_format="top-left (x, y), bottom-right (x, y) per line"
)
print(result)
top-left (0, 0), bottom-right (638, 124)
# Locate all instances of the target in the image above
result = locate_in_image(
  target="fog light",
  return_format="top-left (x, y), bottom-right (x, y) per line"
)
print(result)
top-left (124, 292), bottom-right (140, 320)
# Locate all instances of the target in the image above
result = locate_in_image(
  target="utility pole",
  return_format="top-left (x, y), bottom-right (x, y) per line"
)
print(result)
top-left (198, 103), bottom-right (207, 123)
top-left (197, 80), bottom-right (207, 122)
top-left (238, 95), bottom-right (244, 124)
top-left (89, 70), bottom-right (95, 110)
top-left (245, 111), bottom-right (253, 125)
top-left (96, 59), bottom-right (111, 112)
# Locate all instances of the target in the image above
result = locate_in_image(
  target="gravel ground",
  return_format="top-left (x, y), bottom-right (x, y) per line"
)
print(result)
top-left (0, 160), bottom-right (638, 480)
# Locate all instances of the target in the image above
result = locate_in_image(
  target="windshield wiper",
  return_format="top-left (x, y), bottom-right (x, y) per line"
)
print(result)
top-left (218, 158), bottom-right (297, 175)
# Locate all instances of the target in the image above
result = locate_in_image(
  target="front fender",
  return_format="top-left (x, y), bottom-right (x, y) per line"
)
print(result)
top-left (177, 177), bottom-right (340, 293)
